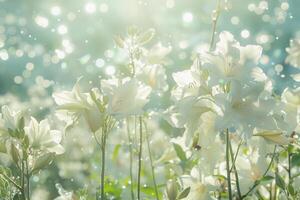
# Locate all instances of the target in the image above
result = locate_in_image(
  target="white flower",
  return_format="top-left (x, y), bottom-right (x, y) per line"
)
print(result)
top-left (52, 79), bottom-right (90, 114)
top-left (53, 80), bottom-right (105, 133)
top-left (253, 129), bottom-right (290, 145)
top-left (102, 78), bottom-right (151, 116)
top-left (25, 117), bottom-right (64, 154)
top-left (215, 81), bottom-right (277, 138)
top-left (197, 112), bottom-right (223, 174)
top-left (201, 31), bottom-right (262, 86)
top-left (237, 137), bottom-right (274, 194)
top-left (0, 105), bottom-right (23, 135)
top-left (146, 43), bottom-right (172, 64)
top-left (172, 58), bottom-right (210, 100)
top-left (54, 184), bottom-right (73, 200)
top-left (181, 167), bottom-right (216, 200)
top-left (166, 58), bottom-right (222, 144)
top-left (137, 64), bottom-right (168, 91)
top-left (275, 88), bottom-right (300, 132)
top-left (164, 96), bottom-right (220, 143)
top-left (286, 39), bottom-right (300, 68)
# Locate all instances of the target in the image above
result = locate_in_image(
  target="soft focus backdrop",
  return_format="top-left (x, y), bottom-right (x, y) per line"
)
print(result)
top-left (0, 0), bottom-right (299, 199)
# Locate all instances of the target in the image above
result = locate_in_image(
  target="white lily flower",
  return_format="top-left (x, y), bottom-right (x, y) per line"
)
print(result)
top-left (253, 129), bottom-right (290, 145)
top-left (276, 88), bottom-right (300, 133)
top-left (52, 79), bottom-right (90, 113)
top-left (102, 78), bottom-right (151, 116)
top-left (172, 58), bottom-right (210, 100)
top-left (147, 43), bottom-right (172, 64)
top-left (237, 137), bottom-right (274, 194)
top-left (197, 112), bottom-right (223, 174)
top-left (165, 96), bottom-right (221, 143)
top-left (201, 31), bottom-right (262, 86)
top-left (53, 80), bottom-right (105, 133)
top-left (25, 117), bottom-right (64, 154)
top-left (0, 105), bottom-right (23, 135)
top-left (137, 64), bottom-right (168, 91)
top-left (181, 167), bottom-right (216, 200)
top-left (215, 81), bottom-right (277, 138)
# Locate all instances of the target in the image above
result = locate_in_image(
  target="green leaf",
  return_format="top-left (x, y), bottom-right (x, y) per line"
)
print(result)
top-left (287, 184), bottom-right (295, 196)
top-left (177, 187), bottom-right (191, 199)
top-left (23, 135), bottom-right (29, 148)
top-left (112, 144), bottom-right (121, 161)
top-left (291, 154), bottom-right (300, 166)
top-left (0, 140), bottom-right (6, 153)
top-left (32, 153), bottom-right (55, 173)
top-left (275, 173), bottom-right (285, 190)
top-left (166, 180), bottom-right (178, 200)
top-left (113, 35), bottom-right (125, 48)
top-left (10, 143), bottom-right (19, 165)
top-left (137, 29), bottom-right (155, 45)
top-left (17, 117), bottom-right (25, 131)
top-left (260, 175), bottom-right (274, 183)
top-left (213, 175), bottom-right (226, 181)
top-left (173, 143), bottom-right (187, 161)
top-left (8, 128), bottom-right (16, 138)
top-left (141, 186), bottom-right (158, 197)
top-left (127, 25), bottom-right (138, 36)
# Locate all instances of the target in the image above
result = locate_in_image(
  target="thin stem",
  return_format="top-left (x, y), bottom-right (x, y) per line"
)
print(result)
top-left (269, 182), bottom-right (272, 200)
top-left (288, 150), bottom-right (292, 184)
top-left (226, 129), bottom-right (233, 200)
top-left (241, 145), bottom-right (277, 199)
top-left (126, 118), bottom-right (135, 200)
top-left (230, 141), bottom-right (242, 173)
top-left (143, 120), bottom-right (160, 200)
top-left (21, 159), bottom-right (26, 200)
top-left (0, 173), bottom-right (22, 191)
top-left (229, 140), bottom-right (242, 199)
top-left (128, 36), bottom-right (136, 77)
top-left (100, 128), bottom-right (107, 200)
top-left (137, 116), bottom-right (143, 200)
top-left (274, 156), bottom-right (278, 200)
top-left (209, 0), bottom-right (221, 51)
top-left (25, 159), bottom-right (30, 200)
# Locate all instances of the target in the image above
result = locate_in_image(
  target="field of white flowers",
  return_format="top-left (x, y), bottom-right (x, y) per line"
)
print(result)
top-left (1, 0), bottom-right (300, 199)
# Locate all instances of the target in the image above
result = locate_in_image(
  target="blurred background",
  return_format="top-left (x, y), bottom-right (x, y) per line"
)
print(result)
top-left (0, 0), bottom-right (299, 199)
top-left (0, 0), bottom-right (299, 96)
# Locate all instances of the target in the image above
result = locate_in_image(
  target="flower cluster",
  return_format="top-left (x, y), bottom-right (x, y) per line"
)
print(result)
top-left (2, 19), bottom-right (300, 200)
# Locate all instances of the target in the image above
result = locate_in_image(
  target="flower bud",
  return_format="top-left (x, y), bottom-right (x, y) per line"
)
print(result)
top-left (166, 179), bottom-right (178, 200)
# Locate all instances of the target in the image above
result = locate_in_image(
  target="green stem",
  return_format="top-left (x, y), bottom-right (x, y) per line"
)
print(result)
top-left (288, 150), bottom-right (292, 184)
top-left (126, 118), bottom-right (135, 200)
top-left (269, 182), bottom-right (272, 200)
top-left (137, 116), bottom-right (143, 200)
top-left (26, 160), bottom-right (30, 200)
top-left (226, 129), bottom-right (233, 200)
top-left (229, 140), bottom-right (242, 199)
top-left (100, 128), bottom-right (107, 200)
top-left (0, 173), bottom-right (22, 192)
top-left (209, 0), bottom-right (221, 51)
top-left (129, 36), bottom-right (136, 77)
top-left (21, 160), bottom-right (26, 200)
top-left (229, 141), bottom-right (242, 173)
top-left (143, 120), bottom-right (160, 200)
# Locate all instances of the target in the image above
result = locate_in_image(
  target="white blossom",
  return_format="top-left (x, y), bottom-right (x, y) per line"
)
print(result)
top-left (25, 117), bottom-right (64, 154)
